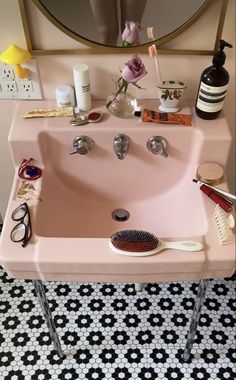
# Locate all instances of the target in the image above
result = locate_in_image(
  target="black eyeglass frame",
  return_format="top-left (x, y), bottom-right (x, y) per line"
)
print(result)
top-left (10, 202), bottom-right (32, 247)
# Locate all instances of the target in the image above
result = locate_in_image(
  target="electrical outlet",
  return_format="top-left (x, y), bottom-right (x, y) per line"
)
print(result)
top-left (1, 80), bottom-right (18, 98)
top-left (19, 79), bottom-right (34, 94)
top-left (0, 65), bottom-right (15, 79)
top-left (2, 80), bottom-right (18, 93)
top-left (0, 58), bottom-right (43, 100)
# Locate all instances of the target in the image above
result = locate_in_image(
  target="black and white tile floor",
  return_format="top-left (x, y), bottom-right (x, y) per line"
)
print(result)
top-left (0, 266), bottom-right (235, 379)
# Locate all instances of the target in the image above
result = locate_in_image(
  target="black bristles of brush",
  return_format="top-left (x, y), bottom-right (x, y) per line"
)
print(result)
top-left (110, 230), bottom-right (159, 252)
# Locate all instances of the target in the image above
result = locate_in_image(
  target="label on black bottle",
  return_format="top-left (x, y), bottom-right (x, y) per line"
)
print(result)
top-left (196, 82), bottom-right (228, 112)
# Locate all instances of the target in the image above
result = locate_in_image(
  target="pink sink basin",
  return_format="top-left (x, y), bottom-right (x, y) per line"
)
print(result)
top-left (35, 128), bottom-right (207, 239)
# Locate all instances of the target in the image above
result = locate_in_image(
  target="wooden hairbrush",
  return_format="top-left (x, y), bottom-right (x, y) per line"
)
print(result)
top-left (109, 230), bottom-right (204, 257)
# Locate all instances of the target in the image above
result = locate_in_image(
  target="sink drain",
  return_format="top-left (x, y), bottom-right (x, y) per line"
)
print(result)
top-left (112, 209), bottom-right (130, 222)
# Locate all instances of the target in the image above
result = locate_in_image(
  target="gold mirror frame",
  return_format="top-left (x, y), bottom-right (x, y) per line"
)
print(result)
top-left (19, 0), bottom-right (228, 55)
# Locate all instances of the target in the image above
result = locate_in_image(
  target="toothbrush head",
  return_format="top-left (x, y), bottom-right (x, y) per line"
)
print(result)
top-left (110, 229), bottom-right (159, 252)
top-left (148, 44), bottom-right (157, 58)
top-left (147, 27), bottom-right (154, 40)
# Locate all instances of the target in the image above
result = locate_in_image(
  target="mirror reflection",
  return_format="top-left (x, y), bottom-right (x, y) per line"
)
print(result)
top-left (36, 0), bottom-right (208, 47)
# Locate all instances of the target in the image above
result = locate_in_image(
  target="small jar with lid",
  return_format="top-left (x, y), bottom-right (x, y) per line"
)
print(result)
top-left (197, 162), bottom-right (224, 185)
top-left (56, 85), bottom-right (75, 107)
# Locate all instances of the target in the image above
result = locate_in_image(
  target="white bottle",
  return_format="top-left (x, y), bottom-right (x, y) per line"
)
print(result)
top-left (73, 64), bottom-right (92, 111)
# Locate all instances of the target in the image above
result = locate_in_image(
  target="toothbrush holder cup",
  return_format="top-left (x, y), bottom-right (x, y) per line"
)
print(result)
top-left (157, 80), bottom-right (187, 113)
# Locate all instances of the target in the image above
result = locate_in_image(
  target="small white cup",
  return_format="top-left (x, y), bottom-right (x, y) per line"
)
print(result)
top-left (157, 80), bottom-right (186, 112)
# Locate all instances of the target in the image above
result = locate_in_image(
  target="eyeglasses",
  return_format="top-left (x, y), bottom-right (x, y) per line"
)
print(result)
top-left (10, 202), bottom-right (32, 247)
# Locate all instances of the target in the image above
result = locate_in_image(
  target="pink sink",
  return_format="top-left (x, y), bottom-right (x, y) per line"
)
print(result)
top-left (0, 100), bottom-right (235, 283)
top-left (35, 128), bottom-right (207, 239)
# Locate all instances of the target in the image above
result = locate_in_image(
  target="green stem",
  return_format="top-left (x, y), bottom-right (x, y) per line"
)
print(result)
top-left (106, 81), bottom-right (128, 108)
top-left (122, 41), bottom-right (132, 47)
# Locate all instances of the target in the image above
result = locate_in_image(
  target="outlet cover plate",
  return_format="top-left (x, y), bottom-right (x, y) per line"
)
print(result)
top-left (0, 58), bottom-right (43, 100)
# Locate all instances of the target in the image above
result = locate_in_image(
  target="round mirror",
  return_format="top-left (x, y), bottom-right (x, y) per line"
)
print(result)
top-left (32, 0), bottom-right (213, 48)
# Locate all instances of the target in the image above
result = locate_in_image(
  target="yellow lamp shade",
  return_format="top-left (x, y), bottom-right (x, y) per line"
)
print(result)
top-left (0, 44), bottom-right (32, 79)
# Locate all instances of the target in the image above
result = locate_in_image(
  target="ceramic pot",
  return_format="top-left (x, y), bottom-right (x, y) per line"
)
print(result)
top-left (157, 80), bottom-right (186, 112)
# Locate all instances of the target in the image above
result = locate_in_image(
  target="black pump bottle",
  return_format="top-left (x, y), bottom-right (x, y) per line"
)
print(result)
top-left (195, 40), bottom-right (233, 120)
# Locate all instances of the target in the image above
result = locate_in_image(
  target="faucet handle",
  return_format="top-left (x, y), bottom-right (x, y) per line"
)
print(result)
top-left (70, 136), bottom-right (94, 155)
top-left (147, 136), bottom-right (168, 157)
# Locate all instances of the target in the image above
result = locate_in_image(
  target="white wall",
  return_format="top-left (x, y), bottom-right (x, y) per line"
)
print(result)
top-left (0, 0), bottom-right (235, 217)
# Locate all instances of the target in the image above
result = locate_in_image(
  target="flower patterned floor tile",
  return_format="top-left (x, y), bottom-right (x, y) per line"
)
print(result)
top-left (0, 266), bottom-right (235, 380)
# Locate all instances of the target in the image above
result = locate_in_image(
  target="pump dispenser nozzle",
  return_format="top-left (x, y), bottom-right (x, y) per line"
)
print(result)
top-left (213, 39), bottom-right (233, 65)
top-left (219, 39), bottom-right (233, 51)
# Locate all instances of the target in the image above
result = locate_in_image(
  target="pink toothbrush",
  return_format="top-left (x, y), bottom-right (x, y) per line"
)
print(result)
top-left (147, 27), bottom-right (163, 85)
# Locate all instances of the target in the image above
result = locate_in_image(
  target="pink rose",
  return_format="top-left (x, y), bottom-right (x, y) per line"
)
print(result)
top-left (122, 21), bottom-right (141, 46)
top-left (121, 55), bottom-right (147, 83)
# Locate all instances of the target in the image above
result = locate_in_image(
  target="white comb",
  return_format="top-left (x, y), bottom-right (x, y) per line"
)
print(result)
top-left (214, 204), bottom-right (235, 245)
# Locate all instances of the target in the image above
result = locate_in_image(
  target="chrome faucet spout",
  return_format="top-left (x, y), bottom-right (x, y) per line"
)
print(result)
top-left (113, 134), bottom-right (130, 160)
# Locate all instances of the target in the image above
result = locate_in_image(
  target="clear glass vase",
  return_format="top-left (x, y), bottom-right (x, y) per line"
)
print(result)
top-left (106, 90), bottom-right (137, 119)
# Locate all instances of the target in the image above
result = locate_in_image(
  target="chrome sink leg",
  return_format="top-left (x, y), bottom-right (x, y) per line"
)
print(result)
top-left (33, 280), bottom-right (65, 359)
top-left (183, 279), bottom-right (209, 362)
top-left (134, 283), bottom-right (145, 292)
